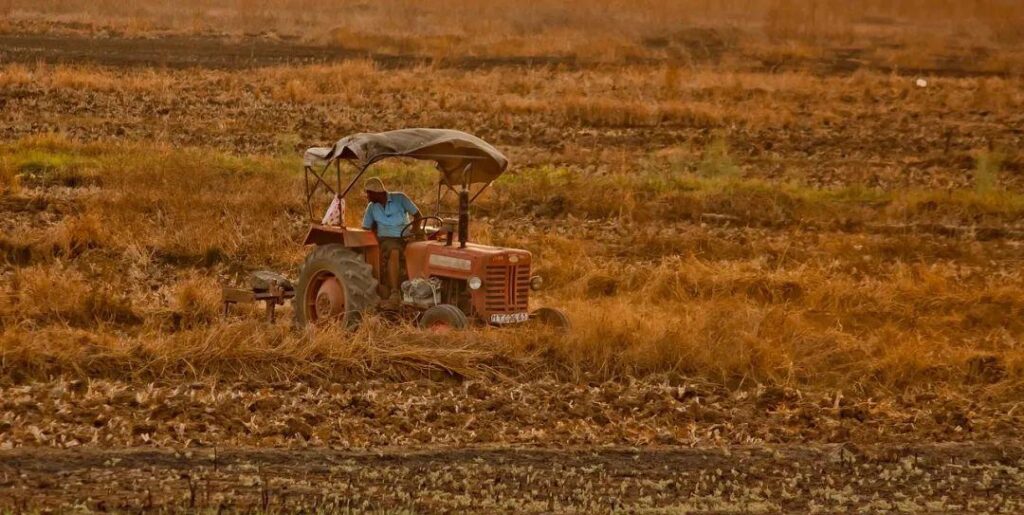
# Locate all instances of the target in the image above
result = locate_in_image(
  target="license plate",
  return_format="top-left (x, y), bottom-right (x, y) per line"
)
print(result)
top-left (490, 312), bottom-right (529, 325)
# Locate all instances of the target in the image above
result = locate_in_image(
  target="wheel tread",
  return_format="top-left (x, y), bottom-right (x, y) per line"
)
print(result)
top-left (418, 304), bottom-right (469, 330)
top-left (293, 244), bottom-right (380, 329)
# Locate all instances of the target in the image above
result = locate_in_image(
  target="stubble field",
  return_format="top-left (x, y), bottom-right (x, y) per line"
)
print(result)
top-left (1, 1), bottom-right (1024, 511)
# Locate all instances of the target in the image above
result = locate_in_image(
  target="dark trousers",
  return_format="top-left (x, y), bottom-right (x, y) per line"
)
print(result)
top-left (379, 237), bottom-right (405, 296)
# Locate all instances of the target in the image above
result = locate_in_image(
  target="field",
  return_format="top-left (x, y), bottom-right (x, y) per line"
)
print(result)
top-left (2, 0), bottom-right (1024, 511)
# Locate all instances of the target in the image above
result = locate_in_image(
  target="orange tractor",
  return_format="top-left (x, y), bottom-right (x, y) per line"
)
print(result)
top-left (289, 128), bottom-right (568, 331)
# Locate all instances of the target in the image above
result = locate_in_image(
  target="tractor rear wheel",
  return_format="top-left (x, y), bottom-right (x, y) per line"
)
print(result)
top-left (531, 307), bottom-right (571, 332)
top-left (294, 244), bottom-right (379, 329)
top-left (418, 304), bottom-right (469, 332)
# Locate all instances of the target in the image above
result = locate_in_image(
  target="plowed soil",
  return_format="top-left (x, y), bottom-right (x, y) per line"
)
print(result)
top-left (0, 32), bottom-right (1016, 77)
top-left (2, 378), bottom-right (1022, 511)
top-left (0, 33), bottom-right (578, 70)
top-left (2, 33), bottom-right (1021, 192)
top-left (4, 443), bottom-right (1023, 512)
top-left (3, 26), bottom-right (1024, 512)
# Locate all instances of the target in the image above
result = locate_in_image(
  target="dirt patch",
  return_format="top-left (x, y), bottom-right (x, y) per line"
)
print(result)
top-left (0, 33), bottom-right (579, 70)
top-left (1, 32), bottom-right (1016, 78)
top-left (2, 443), bottom-right (1022, 512)
top-left (1, 379), bottom-right (1020, 450)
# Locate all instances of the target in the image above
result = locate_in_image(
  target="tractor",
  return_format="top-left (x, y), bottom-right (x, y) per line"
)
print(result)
top-left (290, 128), bottom-right (568, 331)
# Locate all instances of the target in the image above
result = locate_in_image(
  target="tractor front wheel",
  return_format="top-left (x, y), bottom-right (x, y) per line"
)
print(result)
top-left (294, 244), bottom-right (379, 329)
top-left (418, 304), bottom-right (469, 332)
top-left (531, 307), bottom-right (571, 332)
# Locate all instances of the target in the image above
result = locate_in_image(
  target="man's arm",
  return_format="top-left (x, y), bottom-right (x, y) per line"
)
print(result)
top-left (361, 204), bottom-right (375, 231)
top-left (398, 193), bottom-right (424, 235)
top-left (397, 193), bottom-right (421, 217)
top-left (397, 193), bottom-right (420, 216)
top-left (411, 210), bottom-right (423, 235)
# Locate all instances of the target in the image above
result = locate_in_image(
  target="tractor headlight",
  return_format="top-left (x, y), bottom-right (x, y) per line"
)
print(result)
top-left (467, 276), bottom-right (483, 290)
top-left (530, 275), bottom-right (544, 290)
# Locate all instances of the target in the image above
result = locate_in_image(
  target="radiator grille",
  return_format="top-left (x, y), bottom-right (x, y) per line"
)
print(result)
top-left (484, 264), bottom-right (530, 313)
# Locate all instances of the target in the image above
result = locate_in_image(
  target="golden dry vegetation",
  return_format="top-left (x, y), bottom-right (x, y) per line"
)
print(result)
top-left (2, 129), bottom-right (1022, 391)
top-left (2, 1), bottom-right (1024, 511)
top-left (4, 0), bottom-right (1024, 70)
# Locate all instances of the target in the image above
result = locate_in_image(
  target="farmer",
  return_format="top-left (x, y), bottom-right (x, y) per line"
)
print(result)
top-left (361, 177), bottom-right (422, 302)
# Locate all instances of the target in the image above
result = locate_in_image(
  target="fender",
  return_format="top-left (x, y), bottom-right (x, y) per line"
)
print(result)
top-left (302, 224), bottom-right (378, 247)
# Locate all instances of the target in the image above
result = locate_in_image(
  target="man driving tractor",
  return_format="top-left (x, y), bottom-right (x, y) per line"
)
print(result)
top-left (361, 177), bottom-right (422, 303)
top-left (284, 128), bottom-right (568, 331)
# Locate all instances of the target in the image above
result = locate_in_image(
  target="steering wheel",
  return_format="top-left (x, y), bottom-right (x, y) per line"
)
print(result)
top-left (401, 216), bottom-right (445, 240)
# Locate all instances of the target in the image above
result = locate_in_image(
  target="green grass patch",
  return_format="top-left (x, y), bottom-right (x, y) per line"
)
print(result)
top-left (5, 136), bottom-right (1023, 231)
top-left (487, 162), bottom-right (1024, 226)
top-left (6, 149), bottom-right (99, 188)
top-left (974, 148), bottom-right (1004, 195)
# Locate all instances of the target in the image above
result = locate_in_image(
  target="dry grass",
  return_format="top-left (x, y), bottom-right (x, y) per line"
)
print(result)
top-left (1, 136), bottom-right (1022, 397)
top-left (4, 61), bottom-right (1021, 195)
top-left (4, 1), bottom-right (1023, 67)
top-left (0, 320), bottom-right (515, 383)
top-left (0, 161), bottom-right (19, 195)
top-left (1, 3), bottom-right (1023, 404)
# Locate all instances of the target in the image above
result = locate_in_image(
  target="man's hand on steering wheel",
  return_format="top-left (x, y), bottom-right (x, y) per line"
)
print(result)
top-left (401, 215), bottom-right (444, 240)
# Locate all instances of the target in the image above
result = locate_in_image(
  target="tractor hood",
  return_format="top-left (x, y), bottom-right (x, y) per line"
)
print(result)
top-left (304, 128), bottom-right (508, 185)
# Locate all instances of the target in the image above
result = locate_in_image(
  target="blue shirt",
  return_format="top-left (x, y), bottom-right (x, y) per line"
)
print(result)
top-left (362, 192), bottom-right (419, 238)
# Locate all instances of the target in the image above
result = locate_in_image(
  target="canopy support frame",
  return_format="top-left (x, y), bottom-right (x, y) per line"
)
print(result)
top-left (304, 161), bottom-right (340, 221)
top-left (303, 128), bottom-right (508, 226)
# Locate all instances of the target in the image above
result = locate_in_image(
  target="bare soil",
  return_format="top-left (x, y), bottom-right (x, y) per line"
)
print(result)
top-left (3, 34), bottom-right (1021, 193)
top-left (3, 27), bottom-right (1024, 512)
top-left (0, 33), bottom-right (579, 70)
top-left (3, 379), bottom-right (1020, 451)
top-left (0, 32), bottom-right (1015, 77)
top-left (3, 443), bottom-right (1022, 512)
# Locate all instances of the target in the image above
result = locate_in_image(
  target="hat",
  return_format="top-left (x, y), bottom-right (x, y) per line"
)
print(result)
top-left (364, 177), bottom-right (386, 193)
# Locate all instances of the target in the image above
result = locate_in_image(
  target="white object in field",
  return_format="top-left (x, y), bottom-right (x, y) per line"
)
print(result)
top-left (915, 78), bottom-right (928, 88)
top-left (321, 195), bottom-right (345, 226)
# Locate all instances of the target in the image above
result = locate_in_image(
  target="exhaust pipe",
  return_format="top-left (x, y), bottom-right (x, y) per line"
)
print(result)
top-left (458, 189), bottom-right (469, 248)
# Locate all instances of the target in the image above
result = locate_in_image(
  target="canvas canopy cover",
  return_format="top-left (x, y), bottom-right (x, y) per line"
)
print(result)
top-left (303, 128), bottom-right (508, 185)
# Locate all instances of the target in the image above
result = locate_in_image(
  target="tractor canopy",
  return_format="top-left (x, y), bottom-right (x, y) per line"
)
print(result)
top-left (304, 128), bottom-right (508, 185)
